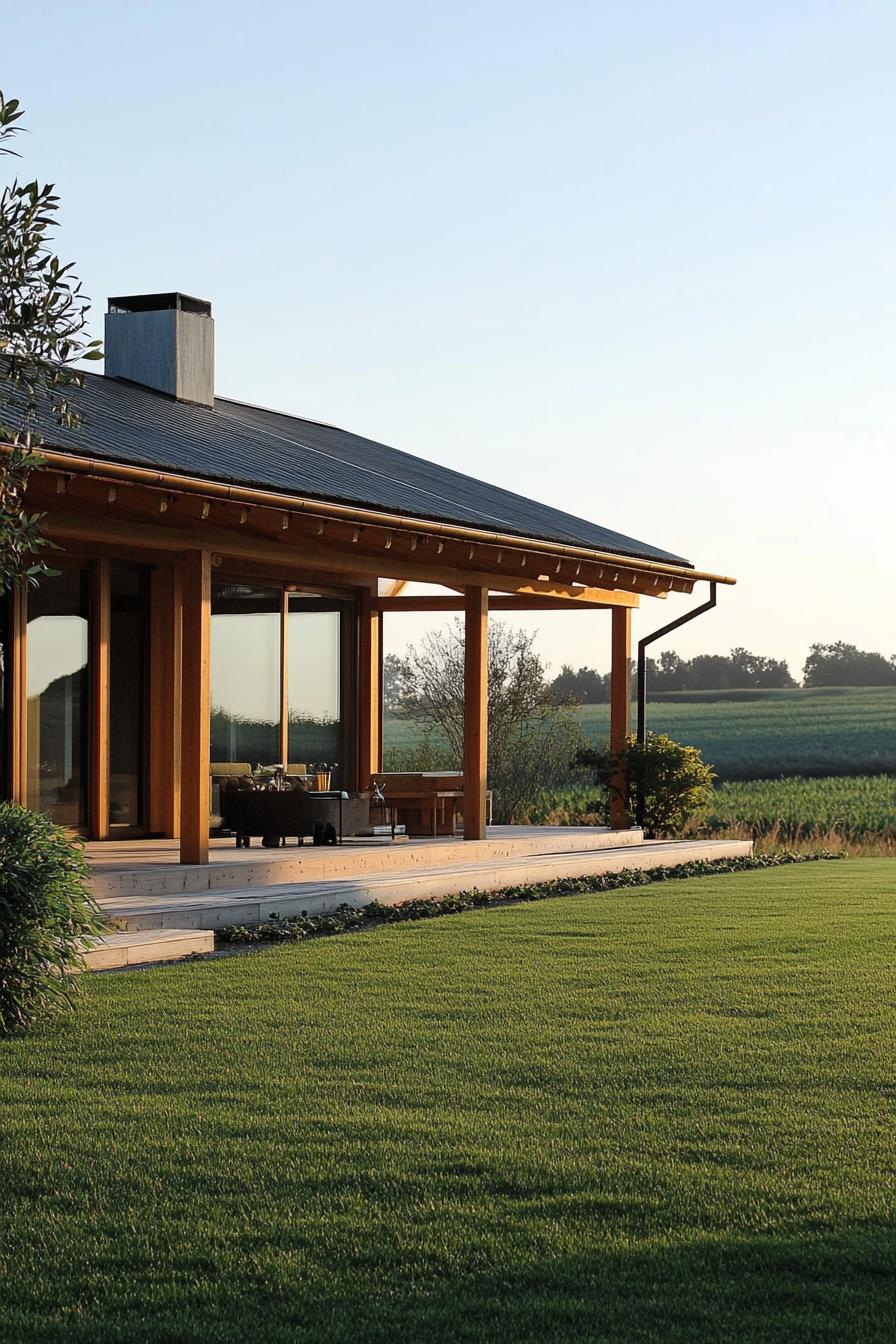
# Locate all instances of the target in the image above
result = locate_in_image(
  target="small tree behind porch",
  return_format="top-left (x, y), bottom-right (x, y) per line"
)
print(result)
top-left (387, 619), bottom-right (587, 823)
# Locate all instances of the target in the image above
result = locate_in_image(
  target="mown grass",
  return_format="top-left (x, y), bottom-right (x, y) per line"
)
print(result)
top-left (384, 686), bottom-right (896, 781)
top-left (1, 861), bottom-right (894, 1343)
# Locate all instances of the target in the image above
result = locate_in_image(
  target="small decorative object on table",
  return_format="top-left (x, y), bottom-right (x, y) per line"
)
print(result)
top-left (310, 761), bottom-right (338, 792)
top-left (251, 763), bottom-right (287, 792)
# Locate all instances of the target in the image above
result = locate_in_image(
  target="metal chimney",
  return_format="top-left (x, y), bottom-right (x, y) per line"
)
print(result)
top-left (104, 292), bottom-right (214, 406)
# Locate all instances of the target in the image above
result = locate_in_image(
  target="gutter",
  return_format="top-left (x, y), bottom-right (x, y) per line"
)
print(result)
top-left (15, 445), bottom-right (738, 589)
top-left (634, 581), bottom-right (719, 825)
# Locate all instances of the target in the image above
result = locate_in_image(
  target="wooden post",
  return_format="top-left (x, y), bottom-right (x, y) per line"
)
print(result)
top-left (463, 585), bottom-right (488, 840)
top-left (89, 558), bottom-right (111, 839)
top-left (609, 605), bottom-right (632, 829)
top-left (8, 585), bottom-right (27, 805)
top-left (357, 587), bottom-right (381, 788)
top-left (180, 549), bottom-right (211, 864)
top-left (279, 587), bottom-right (290, 768)
top-left (148, 564), bottom-right (182, 837)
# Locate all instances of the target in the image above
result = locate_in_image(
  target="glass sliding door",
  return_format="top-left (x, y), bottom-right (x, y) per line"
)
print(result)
top-left (0, 594), bottom-right (8, 802)
top-left (26, 567), bottom-right (89, 828)
top-left (211, 582), bottom-right (281, 767)
top-left (287, 599), bottom-right (344, 775)
top-left (109, 565), bottom-right (149, 828)
top-left (0, 592), bottom-right (14, 804)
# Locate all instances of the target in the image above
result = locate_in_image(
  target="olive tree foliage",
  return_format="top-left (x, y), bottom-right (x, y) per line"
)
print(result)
top-left (387, 619), bottom-right (588, 823)
top-left (0, 90), bottom-right (102, 596)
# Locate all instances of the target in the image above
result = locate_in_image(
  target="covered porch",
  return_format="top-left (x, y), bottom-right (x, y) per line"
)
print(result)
top-left (12, 453), bottom-right (735, 869)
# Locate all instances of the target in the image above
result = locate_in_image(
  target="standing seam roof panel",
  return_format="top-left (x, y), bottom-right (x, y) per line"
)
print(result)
top-left (26, 371), bottom-right (692, 567)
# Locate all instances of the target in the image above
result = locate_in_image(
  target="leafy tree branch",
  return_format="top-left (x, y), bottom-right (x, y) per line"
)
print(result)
top-left (0, 89), bottom-right (102, 595)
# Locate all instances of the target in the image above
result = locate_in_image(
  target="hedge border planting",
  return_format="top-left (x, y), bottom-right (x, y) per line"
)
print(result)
top-left (217, 851), bottom-right (843, 946)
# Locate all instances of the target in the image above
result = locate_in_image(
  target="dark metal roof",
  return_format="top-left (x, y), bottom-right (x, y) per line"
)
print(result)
top-left (31, 370), bottom-right (692, 567)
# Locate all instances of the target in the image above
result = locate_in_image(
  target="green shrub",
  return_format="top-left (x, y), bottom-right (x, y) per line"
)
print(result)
top-left (0, 803), bottom-right (106, 1035)
top-left (576, 732), bottom-right (715, 836)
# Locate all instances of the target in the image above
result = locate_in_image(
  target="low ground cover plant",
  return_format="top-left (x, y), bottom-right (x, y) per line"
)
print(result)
top-left (0, 802), bottom-right (106, 1035)
top-left (218, 850), bottom-right (841, 945)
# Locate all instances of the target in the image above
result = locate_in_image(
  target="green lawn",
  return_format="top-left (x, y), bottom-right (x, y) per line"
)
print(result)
top-left (2, 861), bottom-right (895, 1343)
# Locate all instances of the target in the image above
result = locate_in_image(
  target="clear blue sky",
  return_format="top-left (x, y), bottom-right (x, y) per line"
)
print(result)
top-left (6, 1), bottom-right (895, 679)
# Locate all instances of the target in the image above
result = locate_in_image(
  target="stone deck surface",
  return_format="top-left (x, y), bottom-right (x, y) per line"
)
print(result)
top-left (91, 834), bottom-right (754, 942)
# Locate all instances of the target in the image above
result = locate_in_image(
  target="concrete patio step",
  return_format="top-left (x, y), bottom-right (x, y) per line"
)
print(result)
top-left (82, 928), bottom-right (214, 971)
top-left (101, 838), bottom-right (753, 933)
top-left (88, 826), bottom-right (648, 902)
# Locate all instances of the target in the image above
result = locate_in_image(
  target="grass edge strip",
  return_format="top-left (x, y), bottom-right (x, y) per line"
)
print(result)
top-left (217, 851), bottom-right (845, 947)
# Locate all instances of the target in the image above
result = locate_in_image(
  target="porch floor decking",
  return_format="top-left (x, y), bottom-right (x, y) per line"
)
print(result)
top-left (85, 826), bottom-right (647, 899)
top-left (87, 826), bottom-right (626, 867)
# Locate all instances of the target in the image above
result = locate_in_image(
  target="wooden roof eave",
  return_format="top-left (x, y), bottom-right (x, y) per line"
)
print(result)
top-left (18, 445), bottom-right (736, 599)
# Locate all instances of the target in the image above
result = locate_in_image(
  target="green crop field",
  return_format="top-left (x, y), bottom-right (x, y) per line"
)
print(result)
top-left (385, 686), bottom-right (896, 782)
top-left (703, 775), bottom-right (896, 841)
top-left (1, 861), bottom-right (893, 1343)
top-left (537, 775), bottom-right (896, 852)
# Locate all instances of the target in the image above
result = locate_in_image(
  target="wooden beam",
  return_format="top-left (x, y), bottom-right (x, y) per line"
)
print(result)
top-left (89, 558), bottom-right (111, 839)
top-left (609, 606), bottom-right (632, 830)
top-left (376, 585), bottom-right (640, 613)
top-left (39, 508), bottom-right (687, 602)
top-left (180, 549), bottom-right (211, 864)
top-left (148, 564), bottom-right (182, 837)
top-left (24, 452), bottom-right (734, 587)
top-left (382, 579), bottom-right (408, 597)
top-left (357, 587), bottom-right (382, 788)
top-left (463, 586), bottom-right (488, 841)
top-left (279, 587), bottom-right (290, 768)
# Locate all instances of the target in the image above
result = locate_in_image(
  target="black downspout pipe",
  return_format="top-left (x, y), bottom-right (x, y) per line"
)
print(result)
top-left (635, 581), bottom-right (718, 825)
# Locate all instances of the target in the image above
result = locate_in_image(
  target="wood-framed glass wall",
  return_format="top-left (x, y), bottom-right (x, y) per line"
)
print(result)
top-left (0, 592), bottom-right (11, 805)
top-left (25, 564), bottom-right (91, 829)
top-left (209, 575), bottom-right (356, 788)
top-left (2, 558), bottom-right (153, 835)
top-left (2, 556), bottom-right (359, 838)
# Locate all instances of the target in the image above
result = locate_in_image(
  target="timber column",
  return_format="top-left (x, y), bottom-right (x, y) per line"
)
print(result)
top-left (180, 549), bottom-right (211, 864)
top-left (357, 587), bottom-right (382, 789)
top-left (463, 585), bottom-right (488, 840)
top-left (609, 605), bottom-right (632, 829)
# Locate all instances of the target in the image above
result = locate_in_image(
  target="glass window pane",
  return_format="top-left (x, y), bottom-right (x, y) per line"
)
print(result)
top-left (109, 565), bottom-right (148, 827)
top-left (0, 595), bottom-right (8, 802)
top-left (26, 568), bottom-right (89, 828)
top-left (211, 582), bottom-right (281, 766)
top-left (287, 602), bottom-right (341, 772)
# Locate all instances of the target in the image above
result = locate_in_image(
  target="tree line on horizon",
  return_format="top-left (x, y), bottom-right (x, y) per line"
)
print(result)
top-left (548, 642), bottom-right (896, 703)
top-left (383, 641), bottom-right (896, 711)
